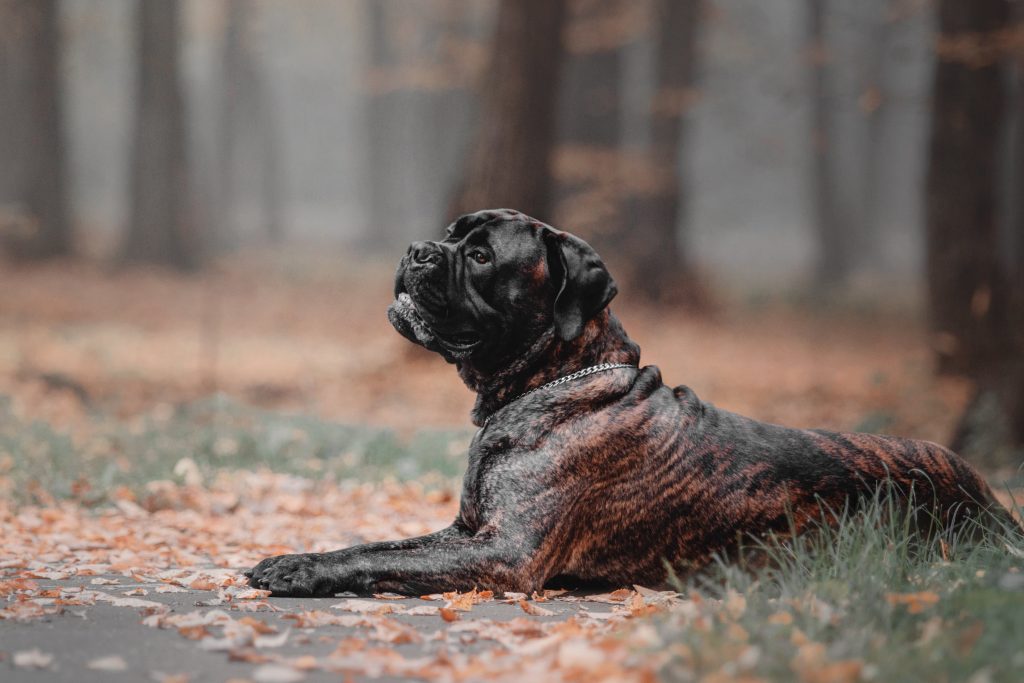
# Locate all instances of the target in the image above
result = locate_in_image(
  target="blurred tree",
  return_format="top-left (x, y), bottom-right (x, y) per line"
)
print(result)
top-left (449, 0), bottom-right (568, 221)
top-left (364, 0), bottom-right (486, 248)
top-left (0, 0), bottom-right (70, 258)
top-left (552, 0), bottom-right (628, 239)
top-left (620, 0), bottom-right (701, 303)
top-left (122, 0), bottom-right (198, 270)
top-left (364, 0), bottom-right (407, 250)
top-left (806, 0), bottom-right (850, 287)
top-left (854, 0), bottom-right (895, 276)
top-left (925, 0), bottom-right (1022, 465)
top-left (213, 0), bottom-right (284, 251)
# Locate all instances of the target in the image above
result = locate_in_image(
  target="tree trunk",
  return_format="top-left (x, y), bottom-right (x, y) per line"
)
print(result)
top-left (122, 0), bottom-right (198, 270)
top-left (552, 0), bottom-right (626, 241)
top-left (448, 0), bottom-right (568, 222)
top-left (925, 0), bottom-right (1010, 377)
top-left (620, 0), bottom-right (700, 303)
top-left (213, 0), bottom-right (245, 251)
top-left (364, 0), bottom-right (482, 249)
top-left (0, 0), bottom-right (70, 258)
top-left (926, 0), bottom-right (1022, 468)
top-left (806, 0), bottom-right (851, 288)
top-left (857, 0), bottom-right (896, 274)
top-left (213, 0), bottom-right (284, 251)
top-left (364, 0), bottom-right (404, 250)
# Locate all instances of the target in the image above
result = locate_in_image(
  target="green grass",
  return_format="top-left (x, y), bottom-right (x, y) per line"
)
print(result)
top-left (660, 491), bottom-right (1024, 683)
top-left (0, 393), bottom-right (470, 504)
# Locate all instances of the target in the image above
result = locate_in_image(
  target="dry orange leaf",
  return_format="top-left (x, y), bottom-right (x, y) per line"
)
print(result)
top-left (188, 578), bottom-right (219, 592)
top-left (885, 591), bottom-right (940, 614)
top-left (443, 587), bottom-right (493, 611)
top-left (177, 625), bottom-right (211, 641)
top-left (519, 600), bottom-right (556, 617)
top-left (238, 616), bottom-right (278, 635)
top-left (588, 588), bottom-right (634, 603)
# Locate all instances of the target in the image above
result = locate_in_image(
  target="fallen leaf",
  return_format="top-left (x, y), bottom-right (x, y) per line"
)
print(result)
top-left (189, 577), bottom-right (220, 591)
top-left (13, 649), bottom-right (54, 669)
top-left (443, 587), bottom-right (493, 611)
top-left (519, 600), bottom-right (556, 617)
top-left (255, 628), bottom-right (291, 648)
top-left (557, 639), bottom-right (604, 670)
top-left (0, 578), bottom-right (39, 595)
top-left (87, 655), bottom-right (128, 671)
top-left (587, 588), bottom-right (634, 603)
top-left (372, 592), bottom-right (408, 600)
top-left (292, 655), bottom-right (320, 670)
top-left (885, 591), bottom-right (940, 614)
top-left (24, 570), bottom-right (72, 580)
top-left (440, 607), bottom-right (459, 622)
top-left (233, 601), bottom-right (280, 612)
top-left (282, 610), bottom-right (364, 628)
top-left (239, 616), bottom-right (278, 635)
top-left (404, 605), bottom-right (440, 616)
top-left (331, 598), bottom-right (399, 615)
top-left (252, 664), bottom-right (306, 682)
top-left (724, 589), bottom-right (747, 618)
top-left (152, 674), bottom-right (190, 683)
top-left (177, 625), bottom-right (212, 640)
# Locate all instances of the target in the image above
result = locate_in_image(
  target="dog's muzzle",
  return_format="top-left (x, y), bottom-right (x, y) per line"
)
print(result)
top-left (388, 241), bottom-right (482, 360)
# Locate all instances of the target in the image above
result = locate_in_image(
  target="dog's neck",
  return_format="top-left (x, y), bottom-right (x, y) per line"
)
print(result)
top-left (458, 309), bottom-right (641, 427)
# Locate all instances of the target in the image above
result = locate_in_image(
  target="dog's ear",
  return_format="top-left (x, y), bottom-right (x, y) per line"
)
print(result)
top-left (543, 228), bottom-right (618, 341)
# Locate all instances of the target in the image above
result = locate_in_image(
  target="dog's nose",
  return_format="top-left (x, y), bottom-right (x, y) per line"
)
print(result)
top-left (409, 241), bottom-right (442, 266)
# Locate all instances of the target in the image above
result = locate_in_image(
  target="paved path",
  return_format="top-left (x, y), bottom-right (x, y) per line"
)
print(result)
top-left (1, 572), bottom-right (638, 682)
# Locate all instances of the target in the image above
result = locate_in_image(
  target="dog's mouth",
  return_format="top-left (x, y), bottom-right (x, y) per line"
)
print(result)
top-left (387, 292), bottom-right (482, 359)
top-left (435, 329), bottom-right (482, 352)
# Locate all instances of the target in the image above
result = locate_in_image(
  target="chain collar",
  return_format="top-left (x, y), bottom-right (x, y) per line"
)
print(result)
top-left (481, 362), bottom-right (636, 428)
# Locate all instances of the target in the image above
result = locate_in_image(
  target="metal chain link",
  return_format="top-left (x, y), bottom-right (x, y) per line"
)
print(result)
top-left (483, 362), bottom-right (636, 427)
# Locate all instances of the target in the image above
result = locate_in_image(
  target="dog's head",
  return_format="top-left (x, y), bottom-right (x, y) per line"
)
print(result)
top-left (387, 209), bottom-right (618, 368)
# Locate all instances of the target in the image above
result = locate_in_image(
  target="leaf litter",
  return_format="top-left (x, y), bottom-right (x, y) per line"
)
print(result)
top-left (0, 472), bottom-right (712, 680)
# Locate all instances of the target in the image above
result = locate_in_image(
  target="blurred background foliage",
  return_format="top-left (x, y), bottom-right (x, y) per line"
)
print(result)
top-left (0, 0), bottom-right (1022, 492)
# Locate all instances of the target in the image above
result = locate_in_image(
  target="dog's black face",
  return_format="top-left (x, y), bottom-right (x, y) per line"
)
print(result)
top-left (387, 209), bottom-right (618, 369)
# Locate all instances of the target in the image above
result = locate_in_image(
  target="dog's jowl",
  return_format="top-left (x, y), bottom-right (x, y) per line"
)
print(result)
top-left (247, 208), bottom-right (1017, 597)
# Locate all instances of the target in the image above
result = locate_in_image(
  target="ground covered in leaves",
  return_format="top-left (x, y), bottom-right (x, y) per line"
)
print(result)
top-left (2, 254), bottom-right (1023, 681)
top-left (1, 475), bottom-right (680, 682)
top-left (3, 474), bottom-right (1023, 682)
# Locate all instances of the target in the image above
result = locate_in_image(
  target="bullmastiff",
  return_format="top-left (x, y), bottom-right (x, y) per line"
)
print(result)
top-left (247, 209), bottom-right (1016, 596)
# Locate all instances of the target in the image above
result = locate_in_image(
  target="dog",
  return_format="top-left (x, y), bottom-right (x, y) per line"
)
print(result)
top-left (247, 208), bottom-right (1016, 596)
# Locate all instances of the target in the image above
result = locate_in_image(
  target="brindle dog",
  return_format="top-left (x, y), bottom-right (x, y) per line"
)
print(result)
top-left (247, 208), bottom-right (1016, 596)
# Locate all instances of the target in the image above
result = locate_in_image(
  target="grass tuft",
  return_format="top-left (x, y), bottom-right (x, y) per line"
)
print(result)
top-left (0, 393), bottom-right (470, 505)
top-left (659, 489), bottom-right (1024, 682)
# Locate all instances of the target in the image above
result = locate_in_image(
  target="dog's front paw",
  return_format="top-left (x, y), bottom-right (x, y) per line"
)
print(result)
top-left (245, 553), bottom-right (335, 596)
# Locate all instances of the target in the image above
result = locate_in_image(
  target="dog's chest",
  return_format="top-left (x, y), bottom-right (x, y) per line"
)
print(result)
top-left (457, 429), bottom-right (554, 532)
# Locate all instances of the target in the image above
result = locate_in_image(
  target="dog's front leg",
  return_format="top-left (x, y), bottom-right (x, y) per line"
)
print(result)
top-left (246, 524), bottom-right (542, 597)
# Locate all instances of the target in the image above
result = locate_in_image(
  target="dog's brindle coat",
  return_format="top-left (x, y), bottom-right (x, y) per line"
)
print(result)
top-left (247, 209), bottom-right (1015, 596)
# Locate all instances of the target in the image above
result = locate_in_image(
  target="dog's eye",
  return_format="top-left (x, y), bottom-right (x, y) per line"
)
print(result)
top-left (469, 251), bottom-right (490, 265)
